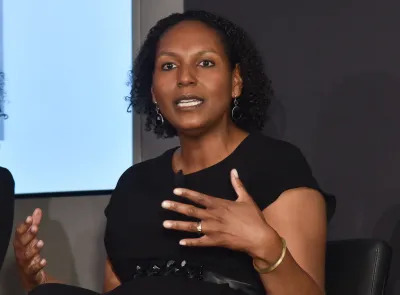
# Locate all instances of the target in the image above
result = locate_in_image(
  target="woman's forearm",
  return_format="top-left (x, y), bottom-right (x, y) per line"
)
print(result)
top-left (251, 233), bottom-right (324, 295)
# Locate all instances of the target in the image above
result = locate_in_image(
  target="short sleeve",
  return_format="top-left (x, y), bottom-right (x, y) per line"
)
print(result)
top-left (250, 140), bottom-right (336, 220)
top-left (263, 142), bottom-right (335, 221)
top-left (273, 144), bottom-right (320, 194)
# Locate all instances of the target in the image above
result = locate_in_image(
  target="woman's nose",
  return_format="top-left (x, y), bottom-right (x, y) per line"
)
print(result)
top-left (177, 65), bottom-right (197, 88)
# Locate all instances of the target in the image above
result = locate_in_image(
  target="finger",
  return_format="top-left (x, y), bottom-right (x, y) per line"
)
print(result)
top-left (179, 235), bottom-right (217, 247)
top-left (32, 208), bottom-right (43, 226)
top-left (26, 255), bottom-right (46, 277)
top-left (230, 169), bottom-right (252, 202)
top-left (23, 239), bottom-right (44, 261)
top-left (34, 269), bottom-right (47, 285)
top-left (15, 237), bottom-right (37, 260)
top-left (15, 210), bottom-right (42, 247)
top-left (161, 201), bottom-right (212, 219)
top-left (19, 223), bottom-right (39, 246)
top-left (164, 219), bottom-right (220, 234)
top-left (15, 216), bottom-right (33, 238)
top-left (173, 188), bottom-right (221, 208)
top-left (163, 221), bottom-right (200, 233)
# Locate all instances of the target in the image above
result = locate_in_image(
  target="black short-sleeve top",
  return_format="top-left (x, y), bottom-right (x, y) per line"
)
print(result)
top-left (104, 132), bottom-right (331, 292)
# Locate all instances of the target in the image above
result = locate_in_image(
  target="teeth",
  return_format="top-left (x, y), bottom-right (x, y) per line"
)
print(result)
top-left (177, 100), bottom-right (203, 108)
top-left (178, 99), bottom-right (199, 103)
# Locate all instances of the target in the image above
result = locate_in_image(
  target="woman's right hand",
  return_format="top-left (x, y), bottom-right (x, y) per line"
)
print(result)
top-left (13, 208), bottom-right (48, 291)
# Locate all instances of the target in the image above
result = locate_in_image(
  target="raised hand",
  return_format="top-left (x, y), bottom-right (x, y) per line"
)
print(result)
top-left (161, 169), bottom-right (277, 258)
top-left (13, 208), bottom-right (48, 291)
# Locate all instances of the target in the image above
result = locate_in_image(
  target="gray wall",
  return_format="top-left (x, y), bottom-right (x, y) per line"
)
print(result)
top-left (134, 0), bottom-right (180, 162)
top-left (0, 1), bottom-right (183, 294)
top-left (185, 1), bottom-right (400, 294)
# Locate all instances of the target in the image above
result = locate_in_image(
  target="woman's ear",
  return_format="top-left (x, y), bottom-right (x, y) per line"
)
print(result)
top-left (231, 64), bottom-right (243, 98)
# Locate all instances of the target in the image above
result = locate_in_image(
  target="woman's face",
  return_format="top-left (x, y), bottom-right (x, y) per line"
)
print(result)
top-left (152, 20), bottom-right (242, 135)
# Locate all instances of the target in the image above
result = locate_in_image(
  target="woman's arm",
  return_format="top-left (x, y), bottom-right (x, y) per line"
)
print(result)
top-left (103, 257), bottom-right (121, 293)
top-left (254, 188), bottom-right (326, 295)
top-left (160, 171), bottom-right (327, 295)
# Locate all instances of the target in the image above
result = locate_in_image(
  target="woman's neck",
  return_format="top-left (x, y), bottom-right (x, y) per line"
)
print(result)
top-left (173, 125), bottom-right (248, 175)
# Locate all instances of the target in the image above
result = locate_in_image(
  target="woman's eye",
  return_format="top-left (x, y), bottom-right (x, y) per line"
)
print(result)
top-left (161, 63), bottom-right (177, 71)
top-left (198, 60), bottom-right (215, 67)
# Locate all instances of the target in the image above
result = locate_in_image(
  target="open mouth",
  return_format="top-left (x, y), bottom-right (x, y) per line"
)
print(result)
top-left (175, 95), bottom-right (205, 109)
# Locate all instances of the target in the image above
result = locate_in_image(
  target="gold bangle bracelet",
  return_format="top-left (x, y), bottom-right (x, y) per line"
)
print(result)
top-left (253, 237), bottom-right (287, 274)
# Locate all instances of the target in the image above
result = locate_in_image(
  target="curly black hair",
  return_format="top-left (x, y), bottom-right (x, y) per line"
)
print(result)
top-left (129, 10), bottom-right (273, 138)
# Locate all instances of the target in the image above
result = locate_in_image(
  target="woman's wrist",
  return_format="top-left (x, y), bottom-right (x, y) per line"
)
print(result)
top-left (249, 228), bottom-right (283, 268)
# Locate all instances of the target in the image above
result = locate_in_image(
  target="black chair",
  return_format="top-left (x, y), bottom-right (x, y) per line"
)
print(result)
top-left (325, 239), bottom-right (392, 295)
top-left (0, 167), bottom-right (15, 272)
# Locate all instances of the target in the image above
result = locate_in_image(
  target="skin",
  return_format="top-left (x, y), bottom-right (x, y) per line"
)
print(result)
top-left (13, 209), bottom-right (47, 290)
top-left (14, 20), bottom-right (326, 295)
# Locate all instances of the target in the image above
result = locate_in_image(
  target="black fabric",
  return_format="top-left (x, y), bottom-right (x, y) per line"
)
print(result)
top-left (29, 284), bottom-right (99, 295)
top-left (103, 132), bottom-right (330, 294)
top-left (325, 239), bottom-right (392, 295)
top-left (0, 167), bottom-right (15, 272)
top-left (30, 132), bottom-right (331, 295)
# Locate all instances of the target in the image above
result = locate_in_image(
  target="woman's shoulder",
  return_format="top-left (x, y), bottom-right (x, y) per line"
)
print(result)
top-left (114, 147), bottom-right (176, 186)
top-left (244, 133), bottom-right (327, 210)
top-left (247, 132), bottom-right (306, 164)
top-left (105, 148), bottom-right (176, 216)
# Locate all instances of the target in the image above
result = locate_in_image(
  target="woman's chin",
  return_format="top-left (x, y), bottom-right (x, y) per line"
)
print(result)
top-left (175, 122), bottom-right (211, 137)
top-left (173, 116), bottom-right (231, 137)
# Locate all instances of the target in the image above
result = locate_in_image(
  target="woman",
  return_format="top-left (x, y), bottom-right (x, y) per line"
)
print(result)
top-left (14, 10), bottom-right (331, 295)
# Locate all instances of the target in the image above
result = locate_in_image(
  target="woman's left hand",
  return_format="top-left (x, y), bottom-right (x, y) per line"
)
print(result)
top-left (161, 169), bottom-right (277, 258)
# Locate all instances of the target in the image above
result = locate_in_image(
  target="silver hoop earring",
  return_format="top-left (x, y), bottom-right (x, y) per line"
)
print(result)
top-left (155, 104), bottom-right (164, 126)
top-left (231, 97), bottom-right (242, 121)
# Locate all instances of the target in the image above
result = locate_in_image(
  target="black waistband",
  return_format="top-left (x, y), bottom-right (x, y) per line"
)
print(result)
top-left (132, 259), bottom-right (263, 295)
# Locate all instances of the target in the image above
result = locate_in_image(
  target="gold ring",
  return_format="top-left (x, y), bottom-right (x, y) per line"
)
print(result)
top-left (196, 222), bottom-right (202, 234)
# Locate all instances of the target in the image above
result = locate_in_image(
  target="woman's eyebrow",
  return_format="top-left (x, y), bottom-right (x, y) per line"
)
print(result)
top-left (156, 49), bottom-right (218, 58)
top-left (157, 51), bottom-right (179, 58)
top-left (196, 50), bottom-right (218, 56)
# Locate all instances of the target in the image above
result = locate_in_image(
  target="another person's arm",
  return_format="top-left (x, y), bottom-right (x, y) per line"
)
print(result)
top-left (0, 167), bottom-right (15, 271)
top-left (103, 257), bottom-right (121, 293)
top-left (13, 208), bottom-right (62, 291)
top-left (14, 208), bottom-right (121, 294)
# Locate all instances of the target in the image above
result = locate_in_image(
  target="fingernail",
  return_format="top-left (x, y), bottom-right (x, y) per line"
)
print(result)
top-left (40, 259), bottom-right (46, 265)
top-left (232, 169), bottom-right (239, 179)
top-left (173, 188), bottom-right (182, 195)
top-left (161, 201), bottom-right (171, 209)
top-left (179, 240), bottom-right (187, 246)
top-left (37, 240), bottom-right (44, 248)
top-left (26, 216), bottom-right (32, 223)
top-left (163, 221), bottom-right (173, 228)
top-left (30, 226), bottom-right (37, 233)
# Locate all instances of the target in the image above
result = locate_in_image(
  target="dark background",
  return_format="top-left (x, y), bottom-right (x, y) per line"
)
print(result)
top-left (185, 1), bottom-right (400, 293)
